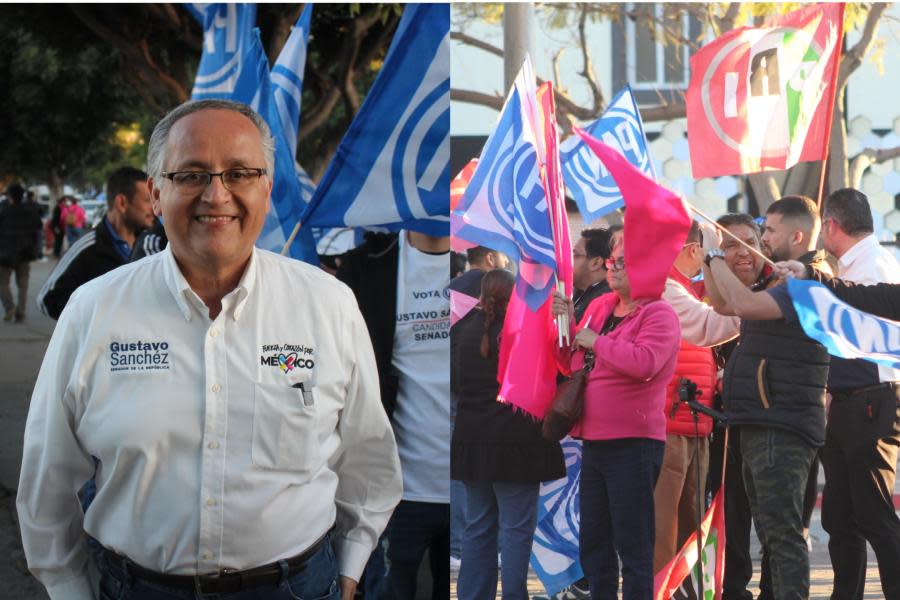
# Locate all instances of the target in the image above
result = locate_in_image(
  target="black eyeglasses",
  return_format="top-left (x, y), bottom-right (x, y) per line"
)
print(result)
top-left (604, 257), bottom-right (626, 271)
top-left (161, 168), bottom-right (267, 192)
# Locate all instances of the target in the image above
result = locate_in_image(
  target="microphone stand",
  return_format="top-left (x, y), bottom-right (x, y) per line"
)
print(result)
top-left (679, 380), bottom-right (728, 599)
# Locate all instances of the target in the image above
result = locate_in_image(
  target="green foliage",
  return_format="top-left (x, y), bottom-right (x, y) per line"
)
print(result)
top-left (0, 10), bottom-right (146, 192)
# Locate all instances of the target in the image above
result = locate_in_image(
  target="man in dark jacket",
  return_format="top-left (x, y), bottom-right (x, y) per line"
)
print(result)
top-left (0, 183), bottom-right (43, 322)
top-left (703, 196), bottom-right (828, 600)
top-left (337, 230), bottom-right (451, 600)
top-left (37, 167), bottom-right (152, 319)
top-left (572, 227), bottom-right (613, 322)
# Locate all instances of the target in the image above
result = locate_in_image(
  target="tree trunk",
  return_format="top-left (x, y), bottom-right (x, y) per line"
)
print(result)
top-left (827, 92), bottom-right (849, 194)
top-left (747, 172), bottom-right (780, 214)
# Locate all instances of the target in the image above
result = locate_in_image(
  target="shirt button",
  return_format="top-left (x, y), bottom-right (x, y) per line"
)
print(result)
top-left (207, 498), bottom-right (216, 507)
top-left (209, 329), bottom-right (219, 338)
top-left (208, 441), bottom-right (219, 450)
top-left (211, 383), bottom-right (221, 393)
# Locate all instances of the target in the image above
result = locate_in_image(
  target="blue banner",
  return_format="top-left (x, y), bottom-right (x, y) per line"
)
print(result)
top-left (302, 3), bottom-right (450, 236)
top-left (560, 85), bottom-right (654, 223)
top-left (191, 4), bottom-right (257, 100)
top-left (272, 4), bottom-right (312, 161)
top-left (228, 29), bottom-right (317, 264)
top-left (452, 56), bottom-right (556, 310)
top-left (789, 278), bottom-right (900, 368)
top-left (531, 437), bottom-right (583, 596)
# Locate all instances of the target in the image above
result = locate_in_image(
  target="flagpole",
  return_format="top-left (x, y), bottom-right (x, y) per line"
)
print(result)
top-left (687, 203), bottom-right (777, 269)
top-left (281, 220), bottom-right (303, 256)
top-left (816, 3), bottom-right (847, 210)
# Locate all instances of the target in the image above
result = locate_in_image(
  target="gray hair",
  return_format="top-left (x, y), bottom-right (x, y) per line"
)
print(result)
top-left (146, 99), bottom-right (276, 180)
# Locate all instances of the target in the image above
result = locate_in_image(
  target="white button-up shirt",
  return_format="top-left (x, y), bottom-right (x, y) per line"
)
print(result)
top-left (17, 247), bottom-right (402, 600)
top-left (838, 234), bottom-right (900, 382)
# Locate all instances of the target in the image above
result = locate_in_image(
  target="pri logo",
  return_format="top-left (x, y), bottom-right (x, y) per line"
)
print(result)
top-left (699, 25), bottom-right (834, 160)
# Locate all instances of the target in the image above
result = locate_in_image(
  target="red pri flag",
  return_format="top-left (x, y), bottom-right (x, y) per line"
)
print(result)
top-left (574, 128), bottom-right (690, 300)
top-left (497, 82), bottom-right (573, 418)
top-left (654, 487), bottom-right (726, 600)
top-left (687, 3), bottom-right (845, 178)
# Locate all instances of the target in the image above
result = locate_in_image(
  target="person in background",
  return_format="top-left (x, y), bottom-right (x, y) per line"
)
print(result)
top-left (37, 167), bottom-right (154, 319)
top-left (61, 196), bottom-right (87, 246)
top-left (0, 183), bottom-right (43, 322)
top-left (452, 268), bottom-right (564, 600)
top-left (572, 228), bottom-right (613, 322)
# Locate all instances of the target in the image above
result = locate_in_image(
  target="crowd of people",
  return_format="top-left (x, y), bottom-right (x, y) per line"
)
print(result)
top-left (5, 96), bottom-right (900, 600)
top-left (451, 190), bottom-right (900, 600)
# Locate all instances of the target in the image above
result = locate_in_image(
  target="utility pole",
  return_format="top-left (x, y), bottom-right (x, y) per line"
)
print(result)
top-left (503, 2), bottom-right (534, 89)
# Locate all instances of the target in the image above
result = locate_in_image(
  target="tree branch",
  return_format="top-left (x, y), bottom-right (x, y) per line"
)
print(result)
top-left (577, 4), bottom-right (604, 115)
top-left (713, 2), bottom-right (742, 36)
top-left (450, 88), bottom-right (504, 111)
top-left (849, 144), bottom-right (900, 189)
top-left (450, 30), bottom-right (503, 58)
top-left (838, 3), bottom-right (887, 90)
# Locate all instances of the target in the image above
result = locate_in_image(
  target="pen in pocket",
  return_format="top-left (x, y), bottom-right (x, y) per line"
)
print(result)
top-left (291, 382), bottom-right (314, 407)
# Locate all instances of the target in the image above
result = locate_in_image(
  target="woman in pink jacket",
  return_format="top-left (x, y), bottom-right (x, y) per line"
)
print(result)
top-left (553, 240), bottom-right (681, 600)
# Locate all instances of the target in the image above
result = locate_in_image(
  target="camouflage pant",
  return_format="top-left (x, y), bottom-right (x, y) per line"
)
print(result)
top-left (740, 426), bottom-right (817, 600)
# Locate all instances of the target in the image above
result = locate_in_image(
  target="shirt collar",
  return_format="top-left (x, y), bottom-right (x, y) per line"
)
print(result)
top-left (162, 246), bottom-right (257, 323)
top-left (838, 234), bottom-right (878, 272)
top-left (103, 216), bottom-right (132, 261)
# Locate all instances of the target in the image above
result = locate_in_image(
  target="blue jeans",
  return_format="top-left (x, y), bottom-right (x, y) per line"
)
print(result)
top-left (457, 481), bottom-right (539, 600)
top-left (98, 535), bottom-right (340, 600)
top-left (383, 500), bottom-right (449, 600)
top-left (450, 480), bottom-right (467, 559)
top-left (580, 438), bottom-right (664, 600)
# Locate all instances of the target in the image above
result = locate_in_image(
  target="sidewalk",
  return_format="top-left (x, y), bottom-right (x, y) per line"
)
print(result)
top-left (0, 257), bottom-right (56, 599)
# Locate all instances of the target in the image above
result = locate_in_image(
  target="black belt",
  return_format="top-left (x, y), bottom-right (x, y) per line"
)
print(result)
top-left (102, 530), bottom-right (331, 595)
top-left (831, 381), bottom-right (900, 399)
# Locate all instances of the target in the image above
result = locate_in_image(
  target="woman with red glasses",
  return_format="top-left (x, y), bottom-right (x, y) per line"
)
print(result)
top-left (552, 239), bottom-right (681, 600)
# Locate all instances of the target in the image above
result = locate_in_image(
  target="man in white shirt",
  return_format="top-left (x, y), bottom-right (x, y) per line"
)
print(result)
top-left (17, 99), bottom-right (402, 600)
top-left (819, 187), bottom-right (900, 599)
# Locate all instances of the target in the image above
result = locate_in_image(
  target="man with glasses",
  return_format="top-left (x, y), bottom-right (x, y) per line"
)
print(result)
top-left (572, 228), bottom-right (613, 322)
top-left (37, 167), bottom-right (154, 319)
top-left (703, 196), bottom-right (830, 599)
top-left (653, 220), bottom-right (740, 572)
top-left (18, 99), bottom-right (402, 600)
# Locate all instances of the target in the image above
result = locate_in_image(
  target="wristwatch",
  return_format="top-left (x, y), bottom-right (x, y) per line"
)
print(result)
top-left (704, 248), bottom-right (726, 267)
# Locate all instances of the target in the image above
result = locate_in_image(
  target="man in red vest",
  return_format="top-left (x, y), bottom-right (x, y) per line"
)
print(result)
top-left (654, 220), bottom-right (741, 572)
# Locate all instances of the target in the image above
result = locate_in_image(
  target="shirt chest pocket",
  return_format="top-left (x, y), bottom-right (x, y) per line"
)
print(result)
top-left (251, 382), bottom-right (320, 473)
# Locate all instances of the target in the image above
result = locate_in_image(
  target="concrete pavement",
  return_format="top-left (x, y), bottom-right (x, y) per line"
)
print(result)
top-left (0, 257), bottom-right (56, 599)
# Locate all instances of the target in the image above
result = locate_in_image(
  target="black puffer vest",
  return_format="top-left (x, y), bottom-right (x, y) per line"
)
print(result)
top-left (722, 251), bottom-right (832, 447)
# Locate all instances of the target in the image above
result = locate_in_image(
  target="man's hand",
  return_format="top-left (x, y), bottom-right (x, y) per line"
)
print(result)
top-left (551, 289), bottom-right (574, 321)
top-left (700, 222), bottom-right (721, 250)
top-left (774, 260), bottom-right (807, 280)
top-left (340, 576), bottom-right (357, 600)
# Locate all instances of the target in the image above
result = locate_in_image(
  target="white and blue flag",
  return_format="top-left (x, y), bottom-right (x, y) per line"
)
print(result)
top-left (531, 437), bottom-right (583, 596)
top-left (227, 28), bottom-right (317, 264)
top-left (560, 85), bottom-right (654, 223)
top-left (190, 4), bottom-right (257, 100)
top-left (452, 56), bottom-right (556, 310)
top-left (302, 3), bottom-right (450, 236)
top-left (272, 4), bottom-right (312, 160)
top-left (789, 278), bottom-right (900, 368)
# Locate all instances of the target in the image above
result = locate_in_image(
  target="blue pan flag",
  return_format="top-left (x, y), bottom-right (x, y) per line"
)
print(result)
top-left (272, 4), bottom-right (312, 161)
top-left (560, 85), bottom-right (654, 223)
top-left (789, 278), bottom-right (900, 368)
top-left (190, 4), bottom-right (257, 100)
top-left (303, 3), bottom-right (450, 236)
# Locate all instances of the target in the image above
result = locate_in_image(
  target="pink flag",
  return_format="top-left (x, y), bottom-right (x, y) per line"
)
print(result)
top-left (450, 160), bottom-right (478, 252)
top-left (498, 82), bottom-right (574, 418)
top-left (450, 289), bottom-right (480, 326)
top-left (575, 128), bottom-right (690, 300)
